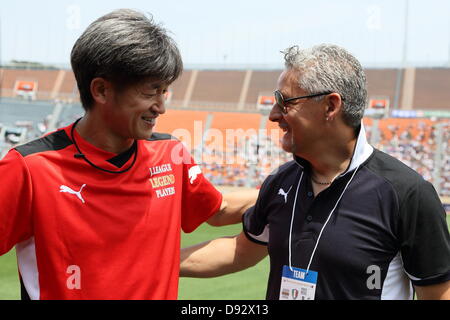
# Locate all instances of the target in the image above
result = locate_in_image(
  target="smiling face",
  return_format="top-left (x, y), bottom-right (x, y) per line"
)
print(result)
top-left (269, 69), bottom-right (326, 157)
top-left (101, 79), bottom-right (168, 142)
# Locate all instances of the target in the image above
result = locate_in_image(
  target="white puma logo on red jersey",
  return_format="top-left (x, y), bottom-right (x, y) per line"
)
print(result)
top-left (188, 165), bottom-right (202, 184)
top-left (60, 184), bottom-right (86, 204)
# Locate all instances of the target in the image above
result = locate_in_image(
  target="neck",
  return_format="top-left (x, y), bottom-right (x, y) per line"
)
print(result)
top-left (75, 114), bottom-right (134, 154)
top-left (301, 125), bottom-right (358, 182)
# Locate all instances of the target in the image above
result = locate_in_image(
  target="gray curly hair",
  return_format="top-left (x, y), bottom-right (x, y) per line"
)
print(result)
top-left (282, 44), bottom-right (367, 128)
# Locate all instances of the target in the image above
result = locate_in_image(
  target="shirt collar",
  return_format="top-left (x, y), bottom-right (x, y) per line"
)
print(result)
top-left (339, 123), bottom-right (373, 176)
top-left (294, 123), bottom-right (374, 176)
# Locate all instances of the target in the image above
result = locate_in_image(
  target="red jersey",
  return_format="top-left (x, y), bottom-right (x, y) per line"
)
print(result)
top-left (0, 123), bottom-right (222, 299)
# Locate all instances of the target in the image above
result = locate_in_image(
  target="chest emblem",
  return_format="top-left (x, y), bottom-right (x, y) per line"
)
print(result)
top-left (60, 184), bottom-right (86, 204)
top-left (149, 163), bottom-right (176, 198)
top-left (278, 186), bottom-right (292, 203)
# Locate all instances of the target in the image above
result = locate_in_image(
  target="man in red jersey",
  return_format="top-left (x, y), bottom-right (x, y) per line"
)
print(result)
top-left (0, 9), bottom-right (256, 300)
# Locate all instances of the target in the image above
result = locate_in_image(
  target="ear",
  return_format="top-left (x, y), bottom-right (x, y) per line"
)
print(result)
top-left (90, 77), bottom-right (110, 105)
top-left (324, 93), bottom-right (343, 121)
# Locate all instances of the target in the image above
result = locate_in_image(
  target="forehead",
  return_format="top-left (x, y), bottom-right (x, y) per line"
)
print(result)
top-left (111, 77), bottom-right (168, 94)
top-left (277, 69), bottom-right (303, 94)
top-left (138, 79), bottom-right (168, 90)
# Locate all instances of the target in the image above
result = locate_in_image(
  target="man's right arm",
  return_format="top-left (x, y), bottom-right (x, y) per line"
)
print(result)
top-left (0, 149), bottom-right (33, 256)
top-left (206, 189), bottom-right (259, 227)
top-left (180, 231), bottom-right (268, 277)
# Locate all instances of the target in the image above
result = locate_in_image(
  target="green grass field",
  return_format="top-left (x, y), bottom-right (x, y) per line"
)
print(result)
top-left (1, 215), bottom-right (449, 300)
top-left (0, 249), bottom-right (20, 300)
top-left (179, 223), bottom-right (268, 300)
top-left (0, 222), bottom-right (269, 300)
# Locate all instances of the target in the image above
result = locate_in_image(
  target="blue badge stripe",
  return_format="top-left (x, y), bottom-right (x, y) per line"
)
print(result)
top-left (282, 265), bottom-right (318, 284)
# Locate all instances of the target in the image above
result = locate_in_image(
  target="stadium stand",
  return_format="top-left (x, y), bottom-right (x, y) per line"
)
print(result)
top-left (364, 68), bottom-right (399, 109)
top-left (1, 67), bottom-right (449, 112)
top-left (58, 70), bottom-right (78, 101)
top-left (189, 70), bottom-right (246, 110)
top-left (208, 111), bottom-right (262, 133)
top-left (1, 69), bottom-right (59, 100)
top-left (154, 109), bottom-right (210, 148)
top-left (413, 68), bottom-right (450, 110)
top-left (245, 70), bottom-right (281, 107)
top-left (169, 69), bottom-right (191, 106)
top-left (441, 122), bottom-right (450, 197)
top-left (0, 67), bottom-right (449, 197)
top-left (203, 111), bottom-right (262, 153)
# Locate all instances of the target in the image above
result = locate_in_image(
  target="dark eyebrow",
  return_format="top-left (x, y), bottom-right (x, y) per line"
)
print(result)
top-left (149, 82), bottom-right (169, 90)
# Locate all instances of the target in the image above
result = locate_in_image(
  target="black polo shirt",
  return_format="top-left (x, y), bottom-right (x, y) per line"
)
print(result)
top-left (243, 125), bottom-right (450, 300)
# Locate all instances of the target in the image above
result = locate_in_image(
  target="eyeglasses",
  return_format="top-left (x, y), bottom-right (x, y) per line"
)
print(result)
top-left (274, 90), bottom-right (333, 114)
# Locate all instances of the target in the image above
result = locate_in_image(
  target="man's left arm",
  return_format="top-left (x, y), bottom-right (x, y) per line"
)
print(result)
top-left (206, 189), bottom-right (259, 226)
top-left (415, 281), bottom-right (450, 300)
top-left (399, 180), bottom-right (450, 299)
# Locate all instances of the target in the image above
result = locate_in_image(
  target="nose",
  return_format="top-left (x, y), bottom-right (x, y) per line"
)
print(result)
top-left (152, 94), bottom-right (166, 115)
top-left (268, 102), bottom-right (283, 123)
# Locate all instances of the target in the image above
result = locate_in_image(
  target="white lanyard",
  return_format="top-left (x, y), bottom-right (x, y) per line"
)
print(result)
top-left (288, 165), bottom-right (360, 273)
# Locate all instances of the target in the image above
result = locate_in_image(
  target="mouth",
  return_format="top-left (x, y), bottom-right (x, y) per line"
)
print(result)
top-left (141, 116), bottom-right (156, 126)
top-left (279, 123), bottom-right (289, 133)
top-left (279, 123), bottom-right (294, 152)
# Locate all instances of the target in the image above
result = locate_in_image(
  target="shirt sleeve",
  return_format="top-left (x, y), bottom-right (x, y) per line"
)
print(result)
top-left (0, 149), bottom-right (34, 255)
top-left (179, 144), bottom-right (222, 233)
top-left (242, 177), bottom-right (271, 245)
top-left (399, 179), bottom-right (450, 286)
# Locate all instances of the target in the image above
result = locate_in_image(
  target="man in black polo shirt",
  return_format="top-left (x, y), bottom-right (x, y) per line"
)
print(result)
top-left (180, 44), bottom-right (450, 300)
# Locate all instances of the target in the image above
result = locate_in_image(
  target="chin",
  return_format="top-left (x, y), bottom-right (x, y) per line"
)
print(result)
top-left (133, 130), bottom-right (153, 140)
top-left (281, 143), bottom-right (293, 153)
top-left (280, 134), bottom-right (294, 153)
